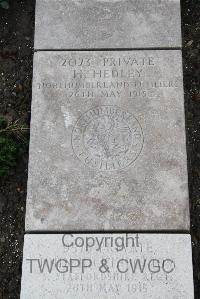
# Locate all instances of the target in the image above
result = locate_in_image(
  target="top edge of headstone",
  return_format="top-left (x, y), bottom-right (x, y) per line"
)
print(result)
top-left (34, 0), bottom-right (182, 50)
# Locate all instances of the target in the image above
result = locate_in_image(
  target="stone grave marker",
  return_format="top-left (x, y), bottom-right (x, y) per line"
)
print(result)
top-left (34, 0), bottom-right (182, 49)
top-left (20, 234), bottom-right (194, 299)
top-left (20, 0), bottom-right (194, 298)
top-left (25, 50), bottom-right (189, 231)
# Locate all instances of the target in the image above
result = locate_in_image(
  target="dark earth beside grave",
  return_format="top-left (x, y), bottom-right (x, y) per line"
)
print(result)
top-left (0, 0), bottom-right (199, 298)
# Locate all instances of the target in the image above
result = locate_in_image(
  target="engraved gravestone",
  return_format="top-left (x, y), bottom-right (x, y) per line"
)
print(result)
top-left (25, 50), bottom-right (189, 231)
top-left (20, 234), bottom-right (194, 299)
top-left (34, 0), bottom-right (182, 49)
top-left (20, 0), bottom-right (194, 298)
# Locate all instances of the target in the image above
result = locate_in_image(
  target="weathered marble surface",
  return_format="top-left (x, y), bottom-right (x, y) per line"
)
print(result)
top-left (20, 234), bottom-right (194, 299)
top-left (25, 50), bottom-right (189, 231)
top-left (34, 0), bottom-right (182, 49)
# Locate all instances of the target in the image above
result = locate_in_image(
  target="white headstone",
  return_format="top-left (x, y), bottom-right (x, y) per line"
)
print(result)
top-left (34, 0), bottom-right (182, 49)
top-left (25, 50), bottom-right (189, 231)
top-left (20, 234), bottom-right (194, 299)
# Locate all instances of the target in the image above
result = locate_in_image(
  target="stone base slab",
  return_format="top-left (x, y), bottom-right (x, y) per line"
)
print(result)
top-left (20, 234), bottom-right (194, 299)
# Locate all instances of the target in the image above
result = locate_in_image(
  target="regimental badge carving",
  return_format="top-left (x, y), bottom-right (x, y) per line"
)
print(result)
top-left (71, 106), bottom-right (144, 171)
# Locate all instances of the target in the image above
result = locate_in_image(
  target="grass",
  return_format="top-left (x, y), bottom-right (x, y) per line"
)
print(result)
top-left (0, 116), bottom-right (29, 177)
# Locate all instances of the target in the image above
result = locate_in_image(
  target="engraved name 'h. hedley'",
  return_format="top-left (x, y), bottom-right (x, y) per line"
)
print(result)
top-left (61, 56), bottom-right (155, 79)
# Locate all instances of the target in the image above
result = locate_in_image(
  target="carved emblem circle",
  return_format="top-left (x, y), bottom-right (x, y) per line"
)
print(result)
top-left (71, 106), bottom-right (143, 171)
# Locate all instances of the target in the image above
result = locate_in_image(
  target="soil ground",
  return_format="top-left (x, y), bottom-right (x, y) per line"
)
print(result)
top-left (0, 0), bottom-right (199, 298)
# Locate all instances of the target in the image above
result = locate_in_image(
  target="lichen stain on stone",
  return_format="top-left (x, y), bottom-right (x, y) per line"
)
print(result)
top-left (88, 180), bottom-right (134, 209)
top-left (33, 200), bottom-right (72, 223)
